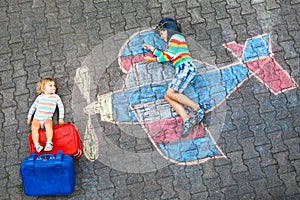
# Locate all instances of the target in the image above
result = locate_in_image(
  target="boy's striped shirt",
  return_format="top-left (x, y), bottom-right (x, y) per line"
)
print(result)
top-left (153, 34), bottom-right (192, 68)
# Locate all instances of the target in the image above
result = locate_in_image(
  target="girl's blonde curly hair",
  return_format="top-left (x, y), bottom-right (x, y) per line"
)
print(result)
top-left (36, 77), bottom-right (58, 95)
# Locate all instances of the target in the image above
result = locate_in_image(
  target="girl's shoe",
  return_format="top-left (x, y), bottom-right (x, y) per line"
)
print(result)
top-left (34, 143), bottom-right (43, 153)
top-left (44, 141), bottom-right (53, 151)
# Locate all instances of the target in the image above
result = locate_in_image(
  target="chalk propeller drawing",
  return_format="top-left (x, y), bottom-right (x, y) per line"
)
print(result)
top-left (76, 29), bottom-right (298, 164)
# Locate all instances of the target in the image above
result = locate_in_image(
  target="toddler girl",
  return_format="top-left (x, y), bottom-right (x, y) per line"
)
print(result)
top-left (27, 77), bottom-right (64, 152)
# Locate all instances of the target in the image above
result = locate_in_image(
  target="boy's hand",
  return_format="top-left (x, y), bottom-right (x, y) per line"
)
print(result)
top-left (58, 119), bottom-right (64, 124)
top-left (143, 44), bottom-right (155, 52)
top-left (27, 118), bottom-right (31, 125)
top-left (144, 56), bottom-right (157, 63)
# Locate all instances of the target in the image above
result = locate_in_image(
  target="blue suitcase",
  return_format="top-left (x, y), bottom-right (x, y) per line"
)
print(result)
top-left (20, 150), bottom-right (76, 196)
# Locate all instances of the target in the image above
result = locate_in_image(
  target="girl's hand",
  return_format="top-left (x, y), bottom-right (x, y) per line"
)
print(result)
top-left (27, 118), bottom-right (31, 125)
top-left (143, 44), bottom-right (155, 52)
top-left (144, 56), bottom-right (157, 63)
top-left (58, 119), bottom-right (64, 124)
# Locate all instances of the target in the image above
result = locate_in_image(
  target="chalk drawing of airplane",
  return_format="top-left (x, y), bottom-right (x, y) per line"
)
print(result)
top-left (77, 29), bottom-right (298, 164)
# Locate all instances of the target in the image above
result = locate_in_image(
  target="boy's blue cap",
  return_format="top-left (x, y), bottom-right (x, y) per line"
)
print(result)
top-left (155, 18), bottom-right (182, 33)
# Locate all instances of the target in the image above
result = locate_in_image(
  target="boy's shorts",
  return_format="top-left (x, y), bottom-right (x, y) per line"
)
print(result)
top-left (169, 61), bottom-right (197, 93)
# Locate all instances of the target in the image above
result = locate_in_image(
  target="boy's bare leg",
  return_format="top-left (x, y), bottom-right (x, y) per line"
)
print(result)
top-left (200, 121), bottom-right (204, 127)
top-left (31, 119), bottom-right (41, 145)
top-left (44, 119), bottom-right (53, 142)
top-left (165, 88), bottom-right (199, 111)
top-left (165, 94), bottom-right (189, 121)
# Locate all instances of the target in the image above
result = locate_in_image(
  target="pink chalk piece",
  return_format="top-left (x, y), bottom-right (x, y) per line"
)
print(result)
top-left (246, 57), bottom-right (297, 94)
top-left (120, 52), bottom-right (154, 73)
top-left (224, 42), bottom-right (244, 58)
top-left (144, 116), bottom-right (205, 143)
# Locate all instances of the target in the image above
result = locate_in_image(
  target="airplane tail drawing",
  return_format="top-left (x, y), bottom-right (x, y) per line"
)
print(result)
top-left (224, 34), bottom-right (298, 95)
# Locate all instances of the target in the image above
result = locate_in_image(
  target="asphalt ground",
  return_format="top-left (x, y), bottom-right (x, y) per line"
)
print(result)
top-left (1, 0), bottom-right (300, 199)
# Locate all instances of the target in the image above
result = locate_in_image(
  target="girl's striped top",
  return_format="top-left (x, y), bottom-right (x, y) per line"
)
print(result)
top-left (27, 94), bottom-right (64, 120)
top-left (153, 33), bottom-right (192, 68)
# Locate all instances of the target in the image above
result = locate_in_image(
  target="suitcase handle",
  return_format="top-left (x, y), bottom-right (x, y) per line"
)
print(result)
top-left (36, 150), bottom-right (62, 161)
top-left (27, 150), bottom-right (64, 175)
top-left (28, 152), bottom-right (36, 161)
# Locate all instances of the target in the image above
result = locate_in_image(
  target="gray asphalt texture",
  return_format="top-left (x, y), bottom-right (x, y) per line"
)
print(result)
top-left (1, 0), bottom-right (300, 199)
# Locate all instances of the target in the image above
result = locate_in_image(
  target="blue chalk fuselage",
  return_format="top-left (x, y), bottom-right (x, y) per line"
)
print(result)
top-left (106, 62), bottom-right (250, 123)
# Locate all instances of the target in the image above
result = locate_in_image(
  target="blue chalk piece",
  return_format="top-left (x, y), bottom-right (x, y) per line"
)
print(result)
top-left (158, 136), bottom-right (223, 162)
top-left (221, 64), bottom-right (250, 94)
top-left (242, 35), bottom-right (270, 61)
